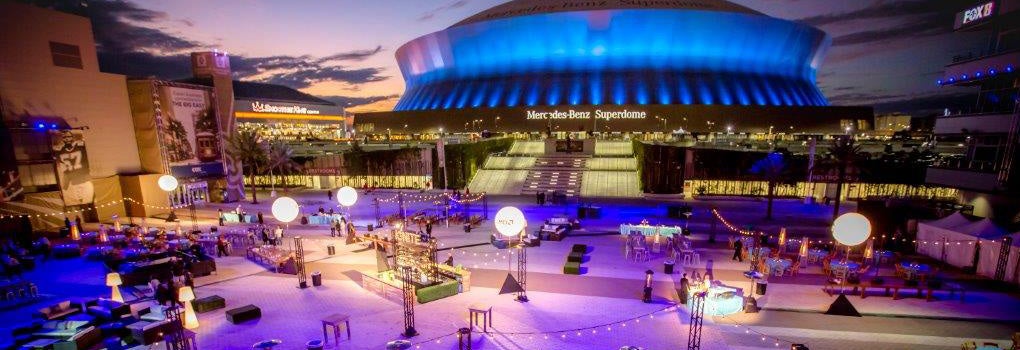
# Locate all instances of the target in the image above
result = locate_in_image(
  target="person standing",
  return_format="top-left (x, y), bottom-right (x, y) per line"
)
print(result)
top-left (216, 236), bottom-right (230, 257)
top-left (257, 211), bottom-right (264, 225)
top-left (327, 190), bottom-right (333, 202)
top-left (732, 237), bottom-right (744, 262)
top-left (425, 220), bottom-right (433, 237)
top-left (679, 273), bottom-right (690, 304)
top-left (274, 226), bottom-right (283, 246)
top-left (217, 209), bottom-right (224, 226)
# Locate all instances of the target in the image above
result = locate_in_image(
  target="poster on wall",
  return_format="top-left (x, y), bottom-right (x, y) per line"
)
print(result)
top-left (157, 86), bottom-right (223, 178)
top-left (0, 126), bottom-right (23, 203)
top-left (50, 130), bottom-right (94, 205)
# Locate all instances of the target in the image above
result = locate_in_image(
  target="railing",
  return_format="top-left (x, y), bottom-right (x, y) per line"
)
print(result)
top-left (929, 157), bottom-right (999, 173)
top-left (947, 47), bottom-right (1020, 66)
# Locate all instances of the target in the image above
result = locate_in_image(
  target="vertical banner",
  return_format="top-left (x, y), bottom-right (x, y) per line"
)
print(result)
top-left (436, 137), bottom-right (446, 166)
top-left (0, 125), bottom-right (23, 202)
top-left (50, 130), bottom-right (94, 205)
top-left (157, 85), bottom-right (223, 178)
top-left (192, 52), bottom-right (244, 202)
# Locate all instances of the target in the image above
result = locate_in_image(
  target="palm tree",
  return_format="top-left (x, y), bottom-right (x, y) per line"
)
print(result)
top-left (826, 137), bottom-right (866, 221)
top-left (226, 129), bottom-right (267, 203)
top-left (265, 142), bottom-right (302, 194)
top-left (750, 151), bottom-right (789, 220)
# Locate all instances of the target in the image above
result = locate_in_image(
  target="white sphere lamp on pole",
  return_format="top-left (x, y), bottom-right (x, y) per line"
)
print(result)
top-left (271, 197), bottom-right (300, 224)
top-left (157, 174), bottom-right (179, 224)
top-left (494, 206), bottom-right (526, 237)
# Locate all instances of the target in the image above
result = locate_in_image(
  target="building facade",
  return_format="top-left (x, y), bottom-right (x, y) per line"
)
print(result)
top-left (0, 1), bottom-right (140, 225)
top-left (931, 0), bottom-right (1020, 219)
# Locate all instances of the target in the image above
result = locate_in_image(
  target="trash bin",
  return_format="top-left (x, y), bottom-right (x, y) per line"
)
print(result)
top-left (664, 261), bottom-right (675, 274)
top-left (306, 339), bottom-right (324, 350)
top-left (367, 224), bottom-right (374, 232)
top-left (756, 280), bottom-right (768, 295)
top-left (312, 272), bottom-right (322, 287)
top-left (326, 245), bottom-right (335, 255)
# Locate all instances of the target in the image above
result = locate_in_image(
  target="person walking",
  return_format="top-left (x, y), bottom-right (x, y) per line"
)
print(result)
top-left (216, 236), bottom-right (230, 257)
top-left (425, 220), bottom-right (433, 237)
top-left (217, 209), bottom-right (224, 226)
top-left (274, 226), bottom-right (283, 246)
top-left (257, 211), bottom-right (264, 225)
top-left (327, 190), bottom-right (333, 202)
top-left (732, 237), bottom-right (744, 262)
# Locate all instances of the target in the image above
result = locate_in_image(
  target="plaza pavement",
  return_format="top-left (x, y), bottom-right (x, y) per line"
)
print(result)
top-left (5, 189), bottom-right (1018, 349)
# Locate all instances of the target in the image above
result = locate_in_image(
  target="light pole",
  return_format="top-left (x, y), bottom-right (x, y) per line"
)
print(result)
top-left (337, 186), bottom-right (358, 236)
top-left (495, 206), bottom-right (529, 302)
top-left (272, 197), bottom-right (303, 288)
top-left (158, 174), bottom-right (179, 224)
top-left (826, 212), bottom-right (871, 317)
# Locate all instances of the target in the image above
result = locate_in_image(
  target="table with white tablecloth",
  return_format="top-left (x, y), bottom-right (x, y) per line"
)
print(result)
top-left (620, 224), bottom-right (683, 237)
top-left (307, 214), bottom-right (343, 226)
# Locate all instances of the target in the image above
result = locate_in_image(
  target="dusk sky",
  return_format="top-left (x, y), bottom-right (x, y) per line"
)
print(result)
top-left (90, 0), bottom-right (988, 115)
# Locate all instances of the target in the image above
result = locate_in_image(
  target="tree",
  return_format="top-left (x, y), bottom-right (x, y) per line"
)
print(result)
top-left (226, 129), bottom-right (267, 204)
top-left (825, 137), bottom-right (866, 221)
top-left (750, 151), bottom-right (789, 220)
top-left (265, 142), bottom-right (302, 194)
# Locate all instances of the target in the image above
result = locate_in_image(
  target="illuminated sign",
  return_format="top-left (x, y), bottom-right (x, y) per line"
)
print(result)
top-left (251, 101), bottom-right (321, 115)
top-left (955, 2), bottom-right (995, 29)
top-left (525, 109), bottom-right (647, 120)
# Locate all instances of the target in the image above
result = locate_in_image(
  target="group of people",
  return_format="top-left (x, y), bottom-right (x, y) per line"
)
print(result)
top-left (1, 241), bottom-right (26, 279)
top-left (148, 260), bottom-right (195, 307)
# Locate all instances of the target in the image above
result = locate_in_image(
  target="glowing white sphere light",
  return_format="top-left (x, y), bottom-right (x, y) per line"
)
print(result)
top-left (157, 175), bottom-right (178, 192)
top-left (271, 197), bottom-right (300, 223)
top-left (494, 206), bottom-right (527, 237)
top-left (337, 186), bottom-right (358, 207)
top-left (832, 212), bottom-right (871, 246)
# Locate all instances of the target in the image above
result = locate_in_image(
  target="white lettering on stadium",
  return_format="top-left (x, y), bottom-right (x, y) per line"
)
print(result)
top-left (526, 109), bottom-right (647, 120)
top-left (251, 101), bottom-right (321, 115)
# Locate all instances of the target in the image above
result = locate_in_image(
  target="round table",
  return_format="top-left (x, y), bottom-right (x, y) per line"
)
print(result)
top-left (807, 249), bottom-right (828, 260)
top-left (252, 339), bottom-right (282, 349)
top-left (829, 261), bottom-right (860, 272)
top-left (385, 340), bottom-right (412, 350)
top-left (900, 262), bottom-right (930, 279)
top-left (766, 258), bottom-right (792, 272)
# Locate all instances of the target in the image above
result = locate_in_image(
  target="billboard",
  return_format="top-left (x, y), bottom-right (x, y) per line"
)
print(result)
top-left (157, 86), bottom-right (223, 178)
top-left (50, 130), bottom-right (94, 205)
top-left (0, 126), bottom-right (22, 203)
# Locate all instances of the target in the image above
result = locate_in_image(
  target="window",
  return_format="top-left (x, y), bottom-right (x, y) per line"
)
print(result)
top-left (49, 41), bottom-right (82, 69)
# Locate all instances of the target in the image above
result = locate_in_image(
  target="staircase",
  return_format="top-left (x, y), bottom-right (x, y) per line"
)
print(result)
top-left (521, 156), bottom-right (588, 197)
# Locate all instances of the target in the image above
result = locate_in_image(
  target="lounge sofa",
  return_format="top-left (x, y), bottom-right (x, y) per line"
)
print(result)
top-left (51, 326), bottom-right (101, 350)
top-left (189, 259), bottom-right (216, 277)
top-left (26, 321), bottom-right (101, 350)
top-left (126, 319), bottom-right (173, 345)
top-left (36, 301), bottom-right (81, 320)
top-left (85, 299), bottom-right (130, 320)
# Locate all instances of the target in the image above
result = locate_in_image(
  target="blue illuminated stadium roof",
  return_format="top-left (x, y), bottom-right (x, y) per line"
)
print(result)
top-left (394, 0), bottom-right (831, 111)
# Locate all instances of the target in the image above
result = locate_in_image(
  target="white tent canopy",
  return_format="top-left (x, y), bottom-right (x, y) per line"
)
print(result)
top-left (916, 214), bottom-right (1008, 270)
top-left (976, 233), bottom-right (1020, 284)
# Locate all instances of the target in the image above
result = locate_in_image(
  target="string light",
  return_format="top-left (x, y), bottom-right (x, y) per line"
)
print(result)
top-left (0, 197), bottom-right (191, 220)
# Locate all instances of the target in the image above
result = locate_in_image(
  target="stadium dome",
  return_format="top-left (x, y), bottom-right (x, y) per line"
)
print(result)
top-left (393, 0), bottom-right (831, 111)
